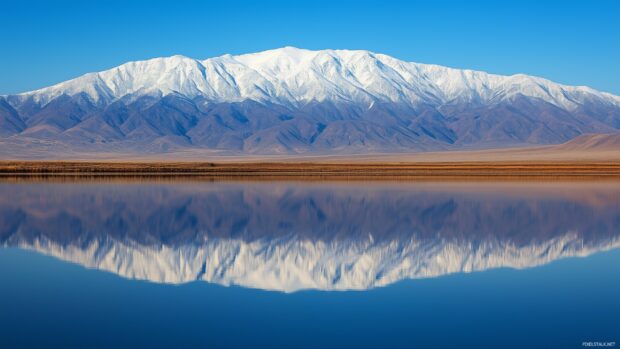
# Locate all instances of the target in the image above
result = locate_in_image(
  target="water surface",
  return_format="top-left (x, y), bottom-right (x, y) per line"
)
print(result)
top-left (0, 179), bottom-right (619, 348)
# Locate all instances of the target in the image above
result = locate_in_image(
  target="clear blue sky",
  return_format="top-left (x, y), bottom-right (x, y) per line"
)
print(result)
top-left (1, 0), bottom-right (619, 95)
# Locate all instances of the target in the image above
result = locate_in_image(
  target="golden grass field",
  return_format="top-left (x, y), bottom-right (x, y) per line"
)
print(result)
top-left (1, 160), bottom-right (619, 177)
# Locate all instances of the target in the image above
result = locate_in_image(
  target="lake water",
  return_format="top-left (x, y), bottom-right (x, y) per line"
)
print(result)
top-left (0, 179), bottom-right (619, 348)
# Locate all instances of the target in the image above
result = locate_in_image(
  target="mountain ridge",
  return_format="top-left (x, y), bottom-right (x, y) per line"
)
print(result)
top-left (10, 47), bottom-right (620, 108)
top-left (1, 47), bottom-right (619, 156)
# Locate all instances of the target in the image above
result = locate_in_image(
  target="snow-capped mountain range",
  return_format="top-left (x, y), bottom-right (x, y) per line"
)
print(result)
top-left (1, 47), bottom-right (620, 156)
top-left (14, 47), bottom-right (620, 109)
top-left (9, 232), bottom-right (619, 292)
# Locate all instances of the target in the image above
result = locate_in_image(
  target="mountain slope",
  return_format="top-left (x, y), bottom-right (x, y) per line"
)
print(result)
top-left (2, 47), bottom-right (619, 156)
top-left (553, 133), bottom-right (620, 151)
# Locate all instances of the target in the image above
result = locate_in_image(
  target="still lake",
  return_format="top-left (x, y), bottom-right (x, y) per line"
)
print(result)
top-left (0, 179), bottom-right (619, 348)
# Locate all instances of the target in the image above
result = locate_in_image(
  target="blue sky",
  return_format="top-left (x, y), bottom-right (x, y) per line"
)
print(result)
top-left (1, 0), bottom-right (619, 95)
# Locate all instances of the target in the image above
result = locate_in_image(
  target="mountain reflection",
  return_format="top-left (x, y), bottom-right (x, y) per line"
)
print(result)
top-left (1, 180), bottom-right (619, 292)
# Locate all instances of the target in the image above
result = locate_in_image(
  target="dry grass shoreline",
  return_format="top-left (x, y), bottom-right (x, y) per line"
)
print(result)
top-left (1, 161), bottom-right (619, 177)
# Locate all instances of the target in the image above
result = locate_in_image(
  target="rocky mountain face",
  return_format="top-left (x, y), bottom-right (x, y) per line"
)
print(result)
top-left (1, 47), bottom-right (619, 156)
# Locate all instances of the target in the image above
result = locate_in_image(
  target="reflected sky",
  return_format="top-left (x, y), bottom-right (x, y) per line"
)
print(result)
top-left (1, 180), bottom-right (619, 291)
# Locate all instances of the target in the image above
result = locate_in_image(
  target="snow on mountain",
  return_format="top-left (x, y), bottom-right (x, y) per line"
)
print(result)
top-left (9, 232), bottom-right (620, 292)
top-left (2, 47), bottom-right (620, 156)
top-left (15, 47), bottom-right (620, 109)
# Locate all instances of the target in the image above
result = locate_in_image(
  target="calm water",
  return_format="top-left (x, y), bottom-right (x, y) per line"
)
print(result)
top-left (0, 179), bottom-right (619, 348)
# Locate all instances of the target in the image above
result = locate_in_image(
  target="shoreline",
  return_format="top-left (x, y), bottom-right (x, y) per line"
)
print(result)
top-left (1, 161), bottom-right (619, 178)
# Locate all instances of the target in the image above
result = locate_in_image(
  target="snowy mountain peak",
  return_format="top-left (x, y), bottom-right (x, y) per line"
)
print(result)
top-left (2, 47), bottom-right (619, 156)
top-left (15, 47), bottom-right (620, 110)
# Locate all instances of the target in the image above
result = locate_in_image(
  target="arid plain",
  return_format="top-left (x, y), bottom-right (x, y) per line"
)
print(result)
top-left (1, 134), bottom-right (619, 177)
